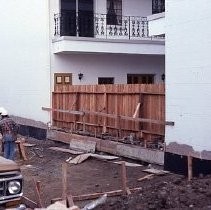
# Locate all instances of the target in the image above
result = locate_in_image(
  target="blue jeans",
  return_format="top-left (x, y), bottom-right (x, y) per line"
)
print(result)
top-left (3, 134), bottom-right (16, 160)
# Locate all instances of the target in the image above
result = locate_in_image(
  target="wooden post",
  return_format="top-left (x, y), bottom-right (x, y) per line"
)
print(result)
top-left (62, 163), bottom-right (68, 200)
top-left (188, 155), bottom-right (193, 181)
top-left (94, 127), bottom-right (97, 138)
top-left (144, 140), bottom-right (147, 148)
top-left (16, 141), bottom-right (27, 161)
top-left (121, 161), bottom-right (127, 195)
top-left (115, 115), bottom-right (122, 138)
top-left (33, 178), bottom-right (43, 208)
top-left (66, 195), bottom-right (74, 208)
top-left (82, 113), bottom-right (86, 132)
top-left (102, 92), bottom-right (107, 134)
top-left (36, 181), bottom-right (41, 194)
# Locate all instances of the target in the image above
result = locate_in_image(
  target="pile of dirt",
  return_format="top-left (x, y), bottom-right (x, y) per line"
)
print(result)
top-left (16, 137), bottom-right (211, 209)
top-left (96, 175), bottom-right (211, 209)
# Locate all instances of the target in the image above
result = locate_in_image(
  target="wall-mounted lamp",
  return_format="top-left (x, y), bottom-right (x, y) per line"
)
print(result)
top-left (78, 73), bottom-right (84, 80)
top-left (161, 73), bottom-right (165, 81)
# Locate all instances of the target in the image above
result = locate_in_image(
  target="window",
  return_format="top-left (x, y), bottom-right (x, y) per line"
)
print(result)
top-left (107, 0), bottom-right (122, 25)
top-left (54, 73), bottom-right (72, 85)
top-left (127, 74), bottom-right (154, 84)
top-left (98, 77), bottom-right (114, 84)
top-left (152, 0), bottom-right (165, 14)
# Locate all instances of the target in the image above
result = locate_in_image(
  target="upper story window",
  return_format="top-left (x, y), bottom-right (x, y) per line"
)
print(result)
top-left (152, 0), bottom-right (165, 14)
top-left (107, 0), bottom-right (122, 25)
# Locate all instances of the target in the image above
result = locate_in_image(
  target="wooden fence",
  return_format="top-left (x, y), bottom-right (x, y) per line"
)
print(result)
top-left (52, 84), bottom-right (165, 145)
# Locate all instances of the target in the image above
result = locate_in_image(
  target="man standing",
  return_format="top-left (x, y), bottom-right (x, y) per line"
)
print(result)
top-left (0, 108), bottom-right (19, 160)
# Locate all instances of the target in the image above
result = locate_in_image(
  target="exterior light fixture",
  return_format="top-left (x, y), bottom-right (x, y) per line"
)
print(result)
top-left (161, 73), bottom-right (165, 81)
top-left (78, 73), bottom-right (83, 80)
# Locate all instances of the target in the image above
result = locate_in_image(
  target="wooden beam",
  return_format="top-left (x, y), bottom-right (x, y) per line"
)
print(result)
top-left (16, 140), bottom-right (27, 161)
top-left (42, 107), bottom-right (174, 126)
top-left (42, 107), bottom-right (84, 116)
top-left (52, 187), bottom-right (142, 202)
top-left (53, 91), bottom-right (165, 95)
top-left (62, 163), bottom-right (68, 200)
top-left (133, 103), bottom-right (141, 118)
top-left (137, 174), bottom-right (154, 181)
top-left (102, 92), bottom-right (107, 133)
top-left (121, 161), bottom-right (127, 195)
top-left (22, 196), bottom-right (38, 209)
top-left (33, 178), bottom-right (44, 208)
top-left (72, 187), bottom-right (142, 201)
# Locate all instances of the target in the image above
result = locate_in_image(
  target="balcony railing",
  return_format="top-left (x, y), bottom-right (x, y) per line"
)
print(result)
top-left (54, 12), bottom-right (164, 40)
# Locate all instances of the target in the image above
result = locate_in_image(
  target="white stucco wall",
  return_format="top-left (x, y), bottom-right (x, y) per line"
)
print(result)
top-left (148, 12), bottom-right (165, 36)
top-left (165, 0), bottom-right (211, 152)
top-left (0, 0), bottom-right (51, 123)
top-left (123, 0), bottom-right (152, 17)
top-left (52, 53), bottom-right (164, 85)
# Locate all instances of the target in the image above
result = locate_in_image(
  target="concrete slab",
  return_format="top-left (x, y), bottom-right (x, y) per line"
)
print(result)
top-left (116, 144), bottom-right (164, 165)
top-left (98, 140), bottom-right (121, 155)
top-left (47, 129), bottom-right (164, 165)
top-left (70, 139), bottom-right (96, 153)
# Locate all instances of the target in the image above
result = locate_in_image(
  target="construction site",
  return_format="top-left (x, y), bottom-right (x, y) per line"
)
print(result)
top-left (1, 0), bottom-right (211, 209)
top-left (3, 128), bottom-right (211, 210)
top-left (0, 83), bottom-right (209, 209)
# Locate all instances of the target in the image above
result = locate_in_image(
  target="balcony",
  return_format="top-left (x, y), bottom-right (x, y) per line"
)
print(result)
top-left (148, 12), bottom-right (165, 37)
top-left (53, 12), bottom-right (165, 55)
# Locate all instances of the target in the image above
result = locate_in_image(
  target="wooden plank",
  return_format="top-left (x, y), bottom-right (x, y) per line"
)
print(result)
top-left (62, 163), bottom-right (68, 200)
top-left (43, 107), bottom-right (172, 126)
top-left (138, 174), bottom-right (154, 181)
top-left (49, 147), bottom-right (84, 155)
top-left (133, 103), bottom-right (141, 118)
top-left (51, 84), bottom-right (167, 142)
top-left (22, 196), bottom-right (38, 209)
top-left (53, 91), bottom-right (164, 95)
top-left (142, 168), bottom-right (170, 175)
top-left (33, 178), bottom-right (44, 208)
top-left (16, 141), bottom-right (27, 161)
top-left (66, 195), bottom-right (74, 208)
top-left (121, 161), bottom-right (127, 195)
top-left (72, 187), bottom-right (142, 201)
top-left (42, 107), bottom-right (84, 116)
top-left (102, 92), bottom-right (107, 133)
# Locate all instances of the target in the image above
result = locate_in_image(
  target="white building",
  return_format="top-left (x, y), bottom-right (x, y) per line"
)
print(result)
top-left (0, 0), bottom-right (165, 124)
top-left (149, 0), bottom-right (211, 168)
top-left (165, 0), bottom-right (211, 162)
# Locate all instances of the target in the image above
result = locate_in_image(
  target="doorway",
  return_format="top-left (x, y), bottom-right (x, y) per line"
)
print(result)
top-left (61, 0), bottom-right (94, 37)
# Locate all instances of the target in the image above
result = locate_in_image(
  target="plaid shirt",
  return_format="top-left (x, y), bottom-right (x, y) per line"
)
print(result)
top-left (0, 117), bottom-right (19, 136)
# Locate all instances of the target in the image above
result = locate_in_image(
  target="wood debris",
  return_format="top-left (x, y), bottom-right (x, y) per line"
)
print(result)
top-left (66, 153), bottom-right (119, 165)
top-left (138, 174), bottom-right (154, 181)
top-left (142, 168), bottom-right (169, 175)
top-left (23, 143), bottom-right (36, 147)
top-left (113, 161), bottom-right (143, 167)
top-left (49, 147), bottom-right (84, 155)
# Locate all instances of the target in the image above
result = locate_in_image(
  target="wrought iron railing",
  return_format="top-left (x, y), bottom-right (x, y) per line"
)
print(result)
top-left (54, 12), bottom-right (163, 40)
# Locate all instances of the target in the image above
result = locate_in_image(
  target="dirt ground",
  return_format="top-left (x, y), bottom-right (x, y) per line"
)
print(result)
top-left (14, 137), bottom-right (211, 210)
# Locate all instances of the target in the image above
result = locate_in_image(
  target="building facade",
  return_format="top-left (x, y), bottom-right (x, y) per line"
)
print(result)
top-left (0, 0), bottom-right (165, 123)
top-left (165, 0), bottom-right (211, 163)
